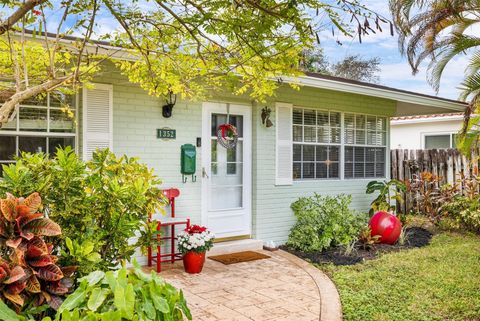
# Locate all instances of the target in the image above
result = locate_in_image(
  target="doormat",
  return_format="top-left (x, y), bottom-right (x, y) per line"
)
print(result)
top-left (208, 251), bottom-right (270, 265)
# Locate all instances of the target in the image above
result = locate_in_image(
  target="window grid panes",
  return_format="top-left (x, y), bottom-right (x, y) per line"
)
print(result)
top-left (293, 108), bottom-right (341, 180)
top-left (424, 133), bottom-right (457, 149)
top-left (344, 113), bottom-right (387, 179)
top-left (0, 93), bottom-right (76, 171)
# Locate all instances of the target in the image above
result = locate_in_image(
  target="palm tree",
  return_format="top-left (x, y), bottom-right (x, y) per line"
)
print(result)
top-left (390, 0), bottom-right (480, 151)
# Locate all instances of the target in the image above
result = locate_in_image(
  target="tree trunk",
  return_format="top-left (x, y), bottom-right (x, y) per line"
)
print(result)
top-left (0, 76), bottom-right (73, 128)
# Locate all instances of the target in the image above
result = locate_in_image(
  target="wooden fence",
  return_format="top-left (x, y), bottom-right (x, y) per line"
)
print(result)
top-left (390, 149), bottom-right (479, 213)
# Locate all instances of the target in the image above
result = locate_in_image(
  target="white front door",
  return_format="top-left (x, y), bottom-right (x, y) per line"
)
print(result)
top-left (202, 102), bottom-right (252, 239)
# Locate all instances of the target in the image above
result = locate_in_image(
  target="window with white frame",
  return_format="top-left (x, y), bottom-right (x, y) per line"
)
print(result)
top-left (292, 109), bottom-right (387, 180)
top-left (292, 108), bottom-right (341, 179)
top-left (0, 92), bottom-right (76, 171)
top-left (344, 114), bottom-right (386, 179)
top-left (424, 133), bottom-right (457, 149)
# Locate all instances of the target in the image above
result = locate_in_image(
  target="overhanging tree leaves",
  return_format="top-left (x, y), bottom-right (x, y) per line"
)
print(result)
top-left (0, 0), bottom-right (389, 128)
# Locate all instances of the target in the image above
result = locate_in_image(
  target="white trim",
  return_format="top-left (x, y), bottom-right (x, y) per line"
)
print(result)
top-left (201, 102), bottom-right (252, 239)
top-left (82, 83), bottom-right (113, 161)
top-left (421, 131), bottom-right (457, 149)
top-left (391, 115), bottom-right (464, 125)
top-left (286, 76), bottom-right (466, 111)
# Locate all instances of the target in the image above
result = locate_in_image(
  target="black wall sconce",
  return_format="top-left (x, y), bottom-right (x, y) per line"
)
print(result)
top-left (162, 91), bottom-right (177, 118)
top-left (261, 106), bottom-right (273, 128)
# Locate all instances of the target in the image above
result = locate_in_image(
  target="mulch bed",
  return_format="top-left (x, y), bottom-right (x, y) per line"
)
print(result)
top-left (281, 227), bottom-right (433, 266)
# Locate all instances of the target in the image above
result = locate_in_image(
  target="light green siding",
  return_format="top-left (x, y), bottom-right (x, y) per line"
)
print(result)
top-left (84, 63), bottom-right (396, 244)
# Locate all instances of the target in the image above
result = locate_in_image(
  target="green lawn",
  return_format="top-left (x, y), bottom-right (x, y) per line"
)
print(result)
top-left (320, 232), bottom-right (480, 321)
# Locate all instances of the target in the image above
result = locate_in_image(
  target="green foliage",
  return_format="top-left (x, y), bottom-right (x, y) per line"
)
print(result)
top-left (54, 264), bottom-right (191, 321)
top-left (0, 264), bottom-right (191, 321)
top-left (322, 232), bottom-right (480, 321)
top-left (443, 195), bottom-right (480, 233)
top-left (0, 147), bottom-right (166, 274)
top-left (366, 179), bottom-right (406, 215)
top-left (287, 194), bottom-right (367, 252)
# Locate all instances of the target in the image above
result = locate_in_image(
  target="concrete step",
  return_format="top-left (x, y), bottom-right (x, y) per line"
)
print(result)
top-left (207, 239), bottom-right (263, 257)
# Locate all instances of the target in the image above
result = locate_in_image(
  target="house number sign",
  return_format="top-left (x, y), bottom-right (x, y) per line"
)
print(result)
top-left (157, 128), bottom-right (176, 139)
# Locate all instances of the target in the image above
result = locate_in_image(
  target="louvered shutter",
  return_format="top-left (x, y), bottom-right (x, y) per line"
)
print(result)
top-left (82, 84), bottom-right (113, 160)
top-left (275, 102), bottom-right (293, 185)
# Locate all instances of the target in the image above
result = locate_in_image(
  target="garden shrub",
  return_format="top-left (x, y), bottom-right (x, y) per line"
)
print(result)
top-left (0, 192), bottom-right (75, 316)
top-left (443, 195), bottom-right (480, 233)
top-left (0, 147), bottom-right (166, 275)
top-left (287, 194), bottom-right (367, 252)
top-left (0, 264), bottom-right (192, 321)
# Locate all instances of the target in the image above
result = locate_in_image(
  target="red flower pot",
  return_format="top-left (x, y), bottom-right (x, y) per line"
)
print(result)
top-left (369, 211), bottom-right (402, 245)
top-left (183, 251), bottom-right (206, 274)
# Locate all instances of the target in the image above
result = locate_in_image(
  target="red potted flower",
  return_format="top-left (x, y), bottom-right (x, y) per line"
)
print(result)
top-left (177, 225), bottom-right (215, 274)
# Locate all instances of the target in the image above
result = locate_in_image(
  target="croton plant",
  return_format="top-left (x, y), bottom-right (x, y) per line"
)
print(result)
top-left (0, 192), bottom-right (74, 311)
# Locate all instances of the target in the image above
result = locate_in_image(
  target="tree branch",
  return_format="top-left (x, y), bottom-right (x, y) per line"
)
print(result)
top-left (0, 0), bottom-right (48, 35)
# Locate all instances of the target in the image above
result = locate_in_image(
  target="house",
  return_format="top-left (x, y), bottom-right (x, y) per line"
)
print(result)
top-left (0, 60), bottom-right (467, 251)
top-left (390, 113), bottom-right (464, 149)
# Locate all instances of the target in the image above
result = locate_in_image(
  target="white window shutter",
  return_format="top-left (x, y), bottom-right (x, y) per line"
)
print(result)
top-left (82, 83), bottom-right (113, 161)
top-left (275, 102), bottom-right (293, 185)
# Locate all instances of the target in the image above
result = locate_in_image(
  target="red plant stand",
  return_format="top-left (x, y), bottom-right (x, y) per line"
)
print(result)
top-left (147, 188), bottom-right (190, 272)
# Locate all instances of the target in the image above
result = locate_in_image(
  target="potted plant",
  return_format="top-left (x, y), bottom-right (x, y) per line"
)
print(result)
top-left (177, 225), bottom-right (215, 274)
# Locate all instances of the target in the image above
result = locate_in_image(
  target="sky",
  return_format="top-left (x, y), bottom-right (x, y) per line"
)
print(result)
top-left (317, 0), bottom-right (467, 100)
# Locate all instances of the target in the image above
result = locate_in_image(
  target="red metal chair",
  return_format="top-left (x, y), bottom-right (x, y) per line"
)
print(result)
top-left (147, 188), bottom-right (190, 272)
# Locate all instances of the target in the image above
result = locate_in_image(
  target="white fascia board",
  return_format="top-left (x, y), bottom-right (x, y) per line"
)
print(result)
top-left (391, 115), bottom-right (464, 125)
top-left (286, 75), bottom-right (466, 111)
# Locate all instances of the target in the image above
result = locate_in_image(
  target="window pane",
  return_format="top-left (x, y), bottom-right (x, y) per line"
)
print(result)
top-left (303, 162), bottom-right (314, 179)
top-left (365, 163), bottom-right (375, 177)
top-left (293, 144), bottom-right (302, 161)
top-left (330, 112), bottom-right (341, 127)
top-left (49, 92), bottom-right (75, 108)
top-left (0, 136), bottom-right (16, 160)
top-left (48, 137), bottom-right (74, 156)
top-left (329, 146), bottom-right (339, 161)
top-left (293, 125), bottom-right (302, 142)
top-left (316, 146), bottom-right (328, 161)
top-left (425, 135), bottom-right (450, 149)
top-left (344, 114), bottom-right (355, 129)
top-left (344, 163), bottom-right (353, 178)
top-left (50, 109), bottom-right (75, 133)
top-left (376, 163), bottom-right (385, 177)
top-left (317, 127), bottom-right (329, 143)
top-left (356, 115), bottom-right (366, 129)
top-left (355, 163), bottom-right (365, 178)
top-left (329, 162), bottom-right (339, 178)
top-left (345, 129), bottom-right (355, 144)
top-left (19, 107), bottom-right (47, 132)
top-left (366, 116), bottom-right (377, 130)
top-left (366, 148), bottom-right (376, 162)
top-left (211, 140), bottom-right (217, 162)
top-left (376, 148), bottom-right (385, 162)
top-left (377, 117), bottom-right (387, 131)
top-left (304, 110), bottom-right (316, 125)
top-left (331, 128), bottom-right (340, 143)
top-left (19, 136), bottom-right (46, 154)
top-left (22, 94), bottom-right (47, 106)
top-left (367, 131), bottom-right (376, 145)
top-left (317, 111), bottom-right (329, 126)
top-left (293, 163), bottom-right (301, 180)
top-left (355, 147), bottom-right (365, 162)
top-left (303, 145), bottom-right (314, 161)
top-left (1, 114), bottom-right (16, 131)
top-left (355, 130), bottom-right (365, 144)
top-left (293, 109), bottom-right (303, 124)
top-left (227, 163), bottom-right (237, 175)
top-left (304, 127), bottom-right (316, 142)
top-left (345, 146), bottom-right (354, 162)
top-left (229, 115), bottom-right (243, 137)
top-left (316, 163), bottom-right (327, 179)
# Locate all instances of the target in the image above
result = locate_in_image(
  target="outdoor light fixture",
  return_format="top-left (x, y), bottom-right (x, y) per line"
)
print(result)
top-left (162, 91), bottom-right (177, 118)
top-left (261, 106), bottom-right (273, 128)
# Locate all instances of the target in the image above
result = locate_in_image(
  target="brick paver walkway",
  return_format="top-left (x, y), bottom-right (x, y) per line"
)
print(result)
top-left (156, 250), bottom-right (342, 321)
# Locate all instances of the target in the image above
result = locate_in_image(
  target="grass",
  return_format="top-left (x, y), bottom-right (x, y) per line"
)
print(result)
top-left (320, 232), bottom-right (480, 321)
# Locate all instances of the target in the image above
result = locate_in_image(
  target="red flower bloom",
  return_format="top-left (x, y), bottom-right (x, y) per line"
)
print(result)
top-left (32, 9), bottom-right (41, 16)
top-left (186, 225), bottom-right (207, 234)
